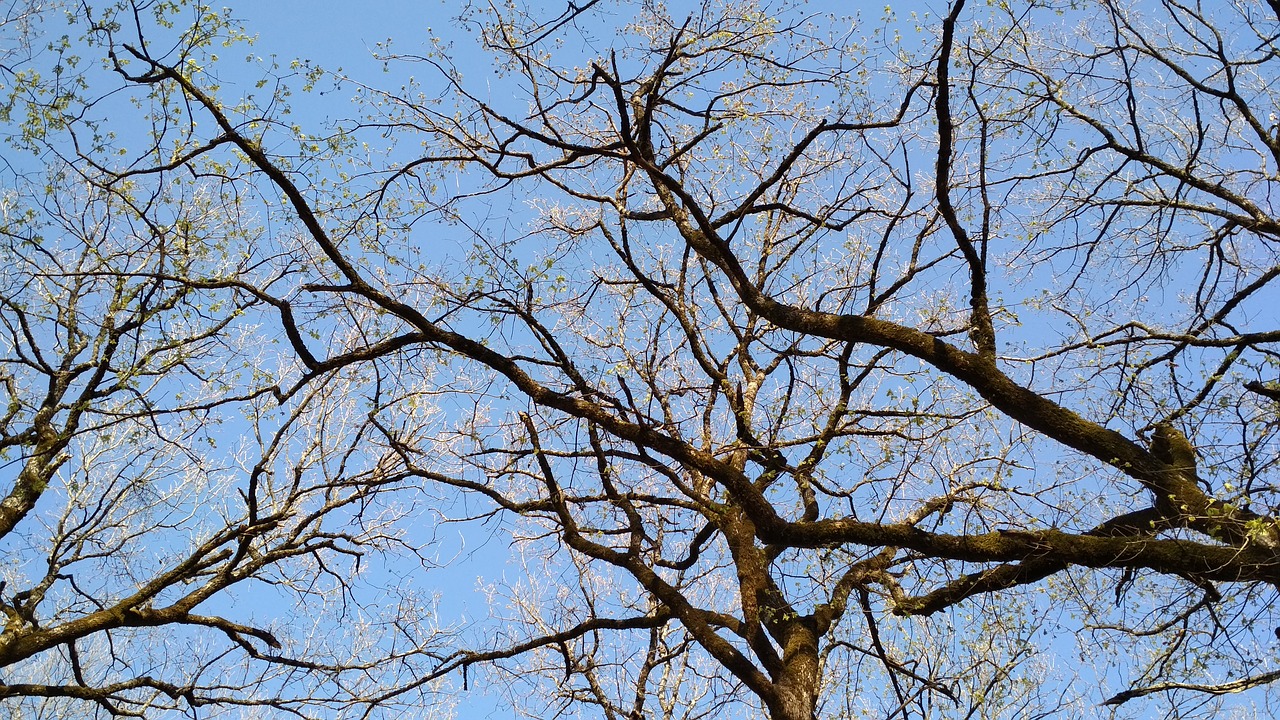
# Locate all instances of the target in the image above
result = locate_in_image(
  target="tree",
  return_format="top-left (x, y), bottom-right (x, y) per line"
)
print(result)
top-left (8, 0), bottom-right (1280, 718)
top-left (0, 5), bottom-right (444, 717)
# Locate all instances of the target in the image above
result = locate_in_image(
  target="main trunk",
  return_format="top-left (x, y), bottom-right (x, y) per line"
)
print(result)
top-left (769, 621), bottom-right (821, 720)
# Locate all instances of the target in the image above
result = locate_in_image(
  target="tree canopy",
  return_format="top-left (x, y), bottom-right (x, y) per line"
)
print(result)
top-left (3, 0), bottom-right (1280, 718)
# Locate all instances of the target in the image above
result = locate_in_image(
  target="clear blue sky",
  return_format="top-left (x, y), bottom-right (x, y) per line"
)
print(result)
top-left (166, 3), bottom-right (1057, 718)
top-left (13, 1), bottom-right (1231, 717)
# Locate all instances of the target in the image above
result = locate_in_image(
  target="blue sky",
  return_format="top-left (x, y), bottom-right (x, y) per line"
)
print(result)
top-left (7, 0), bottom-right (1272, 716)
top-left (143, 3), bottom-right (1243, 717)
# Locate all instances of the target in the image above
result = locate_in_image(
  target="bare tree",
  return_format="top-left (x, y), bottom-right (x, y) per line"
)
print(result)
top-left (10, 0), bottom-right (1280, 718)
top-left (0, 8), bottom-right (449, 717)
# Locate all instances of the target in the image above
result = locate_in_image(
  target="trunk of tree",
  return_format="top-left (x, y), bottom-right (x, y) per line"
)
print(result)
top-left (768, 621), bottom-right (821, 720)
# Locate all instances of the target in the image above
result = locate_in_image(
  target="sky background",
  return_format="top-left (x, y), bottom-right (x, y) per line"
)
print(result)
top-left (117, 3), bottom-right (1107, 717)
top-left (10, 0), bottom-right (1258, 716)
top-left (197, 5), bottom-right (927, 716)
